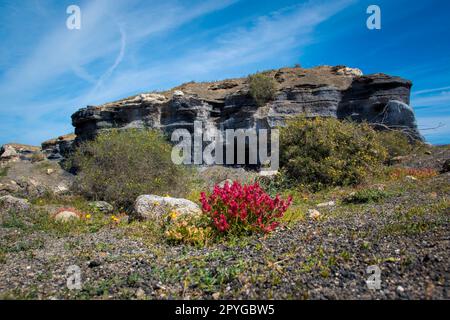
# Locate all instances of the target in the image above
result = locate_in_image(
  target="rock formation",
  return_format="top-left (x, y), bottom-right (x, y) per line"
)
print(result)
top-left (0, 65), bottom-right (423, 165)
top-left (71, 66), bottom-right (423, 144)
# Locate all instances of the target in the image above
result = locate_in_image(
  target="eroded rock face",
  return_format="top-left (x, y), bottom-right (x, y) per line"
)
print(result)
top-left (71, 66), bottom-right (422, 145)
top-left (41, 134), bottom-right (76, 160)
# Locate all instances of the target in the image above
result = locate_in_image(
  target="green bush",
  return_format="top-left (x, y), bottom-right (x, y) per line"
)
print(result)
top-left (69, 129), bottom-right (191, 210)
top-left (375, 130), bottom-right (413, 158)
top-left (279, 117), bottom-right (388, 190)
top-left (248, 73), bottom-right (277, 106)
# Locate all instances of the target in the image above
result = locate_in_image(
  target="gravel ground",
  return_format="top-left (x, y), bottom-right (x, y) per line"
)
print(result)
top-left (0, 151), bottom-right (449, 300)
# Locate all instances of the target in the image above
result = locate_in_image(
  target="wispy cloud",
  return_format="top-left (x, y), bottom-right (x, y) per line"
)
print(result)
top-left (411, 85), bottom-right (450, 144)
top-left (0, 0), bottom-right (237, 97)
top-left (0, 0), bottom-right (353, 145)
top-left (412, 89), bottom-right (450, 108)
top-left (82, 0), bottom-right (355, 103)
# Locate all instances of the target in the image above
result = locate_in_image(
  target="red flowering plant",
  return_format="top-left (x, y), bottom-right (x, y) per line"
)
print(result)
top-left (200, 181), bottom-right (292, 234)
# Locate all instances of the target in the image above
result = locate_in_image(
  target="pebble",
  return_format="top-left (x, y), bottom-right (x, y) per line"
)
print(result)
top-left (317, 201), bottom-right (335, 208)
top-left (308, 209), bottom-right (321, 219)
top-left (396, 286), bottom-right (405, 294)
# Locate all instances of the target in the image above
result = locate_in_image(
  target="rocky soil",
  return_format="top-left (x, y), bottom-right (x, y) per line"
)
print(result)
top-left (0, 146), bottom-right (448, 300)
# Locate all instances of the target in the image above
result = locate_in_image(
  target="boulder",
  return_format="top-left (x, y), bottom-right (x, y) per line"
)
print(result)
top-left (53, 208), bottom-right (81, 222)
top-left (88, 201), bottom-right (114, 214)
top-left (0, 145), bottom-right (18, 159)
top-left (308, 209), bottom-right (321, 220)
top-left (0, 181), bottom-right (20, 195)
top-left (15, 177), bottom-right (47, 198)
top-left (134, 195), bottom-right (202, 221)
top-left (0, 195), bottom-right (30, 212)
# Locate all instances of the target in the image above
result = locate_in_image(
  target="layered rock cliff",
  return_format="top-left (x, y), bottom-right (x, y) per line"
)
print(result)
top-left (71, 66), bottom-right (422, 146)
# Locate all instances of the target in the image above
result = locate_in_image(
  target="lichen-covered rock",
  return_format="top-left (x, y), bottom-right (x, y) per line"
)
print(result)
top-left (0, 195), bottom-right (30, 212)
top-left (133, 195), bottom-right (202, 221)
top-left (88, 201), bottom-right (114, 214)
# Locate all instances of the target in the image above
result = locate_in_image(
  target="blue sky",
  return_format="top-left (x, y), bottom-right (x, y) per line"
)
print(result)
top-left (0, 0), bottom-right (449, 145)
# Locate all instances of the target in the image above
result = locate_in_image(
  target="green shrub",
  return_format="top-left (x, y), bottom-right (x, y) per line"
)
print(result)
top-left (375, 130), bottom-right (413, 158)
top-left (343, 188), bottom-right (391, 204)
top-left (279, 117), bottom-right (387, 190)
top-left (248, 73), bottom-right (277, 106)
top-left (69, 129), bottom-right (191, 210)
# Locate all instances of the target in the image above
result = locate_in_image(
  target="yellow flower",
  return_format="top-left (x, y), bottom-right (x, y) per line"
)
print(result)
top-left (169, 211), bottom-right (178, 220)
top-left (85, 214), bottom-right (91, 219)
top-left (111, 215), bottom-right (119, 222)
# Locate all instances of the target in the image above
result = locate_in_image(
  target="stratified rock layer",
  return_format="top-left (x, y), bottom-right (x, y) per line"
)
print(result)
top-left (71, 66), bottom-right (422, 142)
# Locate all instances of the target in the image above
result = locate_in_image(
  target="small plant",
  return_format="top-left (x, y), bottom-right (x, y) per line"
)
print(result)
top-left (200, 181), bottom-right (292, 234)
top-left (164, 213), bottom-right (213, 247)
top-left (343, 189), bottom-right (390, 204)
top-left (248, 73), bottom-right (277, 106)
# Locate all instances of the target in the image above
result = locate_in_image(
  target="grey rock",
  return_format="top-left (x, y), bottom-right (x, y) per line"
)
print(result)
top-left (133, 194), bottom-right (201, 221)
top-left (0, 144), bottom-right (41, 162)
top-left (41, 134), bottom-right (76, 160)
top-left (53, 209), bottom-right (80, 222)
top-left (89, 201), bottom-right (114, 214)
top-left (0, 195), bottom-right (30, 212)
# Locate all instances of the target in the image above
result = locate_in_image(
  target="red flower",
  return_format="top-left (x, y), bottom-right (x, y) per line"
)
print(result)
top-left (200, 181), bottom-right (292, 234)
